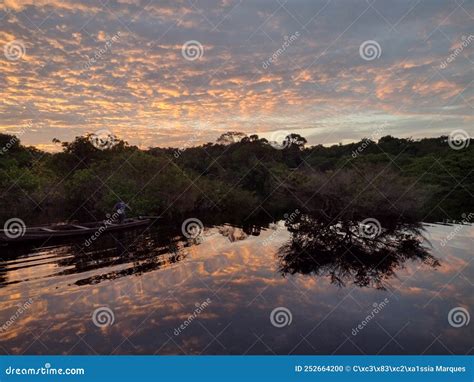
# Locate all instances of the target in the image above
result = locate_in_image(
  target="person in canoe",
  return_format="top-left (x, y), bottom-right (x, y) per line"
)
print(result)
top-left (113, 200), bottom-right (130, 224)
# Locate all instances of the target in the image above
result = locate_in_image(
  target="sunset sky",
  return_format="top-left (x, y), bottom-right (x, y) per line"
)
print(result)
top-left (1, 0), bottom-right (473, 151)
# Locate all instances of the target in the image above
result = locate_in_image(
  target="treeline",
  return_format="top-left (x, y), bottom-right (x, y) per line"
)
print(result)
top-left (0, 131), bottom-right (472, 225)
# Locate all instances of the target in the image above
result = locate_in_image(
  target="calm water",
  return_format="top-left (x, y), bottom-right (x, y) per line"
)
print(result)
top-left (0, 219), bottom-right (472, 355)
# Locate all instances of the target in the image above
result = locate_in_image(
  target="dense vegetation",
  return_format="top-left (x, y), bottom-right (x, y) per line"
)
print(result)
top-left (0, 131), bottom-right (472, 225)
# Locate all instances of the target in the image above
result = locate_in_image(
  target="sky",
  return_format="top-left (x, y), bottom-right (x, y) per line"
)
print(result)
top-left (0, 0), bottom-right (473, 151)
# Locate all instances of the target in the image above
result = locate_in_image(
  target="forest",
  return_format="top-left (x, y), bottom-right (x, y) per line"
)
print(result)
top-left (0, 131), bottom-right (472, 225)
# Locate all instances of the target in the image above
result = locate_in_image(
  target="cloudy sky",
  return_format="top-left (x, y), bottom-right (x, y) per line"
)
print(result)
top-left (0, 0), bottom-right (473, 150)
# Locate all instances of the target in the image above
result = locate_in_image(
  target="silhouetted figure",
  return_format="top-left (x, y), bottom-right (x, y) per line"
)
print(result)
top-left (114, 201), bottom-right (129, 223)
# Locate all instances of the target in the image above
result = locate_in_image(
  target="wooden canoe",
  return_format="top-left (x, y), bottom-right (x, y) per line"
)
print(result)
top-left (0, 217), bottom-right (152, 243)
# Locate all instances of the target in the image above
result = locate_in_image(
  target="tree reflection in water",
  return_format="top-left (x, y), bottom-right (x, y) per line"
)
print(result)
top-left (277, 215), bottom-right (440, 290)
top-left (70, 231), bottom-right (189, 286)
top-left (0, 228), bottom-right (189, 288)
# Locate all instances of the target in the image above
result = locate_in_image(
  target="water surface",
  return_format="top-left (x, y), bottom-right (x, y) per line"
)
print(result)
top-left (0, 220), bottom-right (472, 355)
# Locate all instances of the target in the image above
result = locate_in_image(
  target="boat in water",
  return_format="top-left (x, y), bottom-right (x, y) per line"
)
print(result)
top-left (0, 217), bottom-right (154, 243)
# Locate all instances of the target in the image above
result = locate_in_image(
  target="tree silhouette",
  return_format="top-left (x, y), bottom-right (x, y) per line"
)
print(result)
top-left (277, 214), bottom-right (440, 290)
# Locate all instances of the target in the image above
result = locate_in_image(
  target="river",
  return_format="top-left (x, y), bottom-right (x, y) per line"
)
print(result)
top-left (0, 219), bottom-right (472, 355)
